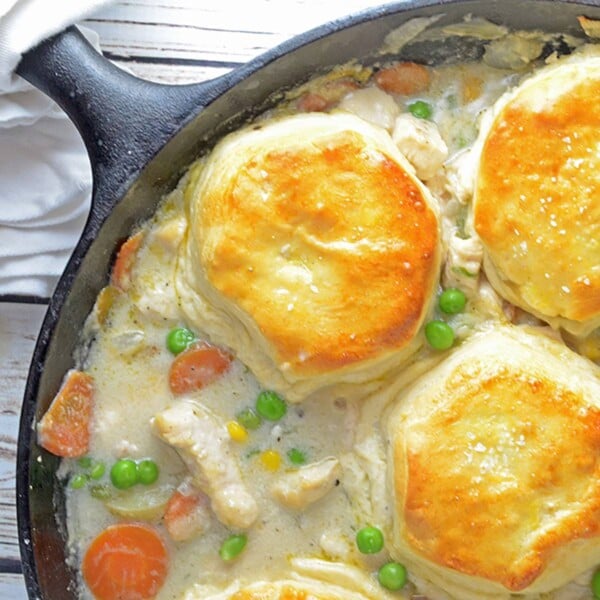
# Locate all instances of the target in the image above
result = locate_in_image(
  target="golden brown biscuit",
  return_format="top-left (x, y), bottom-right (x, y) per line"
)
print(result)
top-left (387, 325), bottom-right (600, 598)
top-left (227, 581), bottom-right (368, 600)
top-left (473, 53), bottom-right (600, 336)
top-left (193, 572), bottom-right (387, 600)
top-left (176, 113), bottom-right (441, 401)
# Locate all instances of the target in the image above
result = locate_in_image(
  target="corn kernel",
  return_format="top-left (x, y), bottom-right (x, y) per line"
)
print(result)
top-left (227, 421), bottom-right (248, 443)
top-left (259, 449), bottom-right (281, 472)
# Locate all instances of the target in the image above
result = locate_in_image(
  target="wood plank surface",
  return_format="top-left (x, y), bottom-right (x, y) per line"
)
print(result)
top-left (86, 0), bottom-right (387, 83)
top-left (0, 302), bottom-right (46, 596)
top-left (0, 573), bottom-right (27, 600)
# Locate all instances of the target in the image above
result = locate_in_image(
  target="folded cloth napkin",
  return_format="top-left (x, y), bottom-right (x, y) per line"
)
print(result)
top-left (0, 0), bottom-right (114, 297)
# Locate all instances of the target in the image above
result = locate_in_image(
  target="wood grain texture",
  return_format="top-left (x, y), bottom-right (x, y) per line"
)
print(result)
top-left (0, 573), bottom-right (27, 599)
top-left (85, 0), bottom-right (386, 83)
top-left (0, 302), bottom-right (46, 568)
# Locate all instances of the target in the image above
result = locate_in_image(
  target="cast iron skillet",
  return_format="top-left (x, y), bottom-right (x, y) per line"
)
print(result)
top-left (15, 0), bottom-right (600, 597)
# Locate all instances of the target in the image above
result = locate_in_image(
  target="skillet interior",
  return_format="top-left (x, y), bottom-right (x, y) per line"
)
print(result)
top-left (17, 0), bottom-right (600, 597)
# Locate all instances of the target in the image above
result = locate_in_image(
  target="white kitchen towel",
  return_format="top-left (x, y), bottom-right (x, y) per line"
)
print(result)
top-left (0, 0), bottom-right (114, 297)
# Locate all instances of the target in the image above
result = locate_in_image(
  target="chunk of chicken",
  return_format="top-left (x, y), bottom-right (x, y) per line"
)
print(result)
top-left (444, 235), bottom-right (483, 292)
top-left (150, 216), bottom-right (186, 253)
top-left (392, 113), bottom-right (448, 180)
top-left (133, 216), bottom-right (186, 322)
top-left (152, 401), bottom-right (258, 529)
top-left (134, 279), bottom-right (179, 322)
top-left (271, 457), bottom-right (341, 511)
top-left (337, 87), bottom-right (399, 131)
top-left (445, 148), bottom-right (476, 204)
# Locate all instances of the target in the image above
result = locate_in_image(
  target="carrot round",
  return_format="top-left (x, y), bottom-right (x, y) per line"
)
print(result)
top-left (165, 489), bottom-right (199, 524)
top-left (37, 370), bottom-right (94, 458)
top-left (296, 92), bottom-right (329, 112)
top-left (164, 487), bottom-right (208, 541)
top-left (168, 343), bottom-right (232, 395)
top-left (111, 231), bottom-right (144, 292)
top-left (374, 61), bottom-right (430, 95)
top-left (82, 523), bottom-right (168, 600)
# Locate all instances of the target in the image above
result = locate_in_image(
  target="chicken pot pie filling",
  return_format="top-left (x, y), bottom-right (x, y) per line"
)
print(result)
top-left (36, 15), bottom-right (600, 600)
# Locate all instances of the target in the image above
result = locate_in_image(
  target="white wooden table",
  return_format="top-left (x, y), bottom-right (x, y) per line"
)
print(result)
top-left (0, 0), bottom-right (390, 596)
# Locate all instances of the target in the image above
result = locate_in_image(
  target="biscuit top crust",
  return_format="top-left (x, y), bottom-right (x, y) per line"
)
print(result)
top-left (194, 115), bottom-right (439, 375)
top-left (231, 586), bottom-right (339, 600)
top-left (474, 59), bottom-right (600, 324)
top-left (396, 345), bottom-right (600, 591)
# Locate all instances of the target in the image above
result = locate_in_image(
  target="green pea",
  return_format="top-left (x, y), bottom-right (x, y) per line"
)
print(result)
top-left (166, 327), bottom-right (196, 355)
top-left (137, 459), bottom-right (159, 485)
top-left (287, 448), bottom-right (307, 466)
top-left (256, 390), bottom-right (287, 421)
top-left (236, 407), bottom-right (262, 430)
top-left (77, 456), bottom-right (93, 469)
top-left (378, 562), bottom-right (408, 590)
top-left (89, 462), bottom-right (106, 480)
top-left (356, 526), bottom-right (384, 554)
top-left (70, 474), bottom-right (87, 490)
top-left (425, 320), bottom-right (455, 350)
top-left (110, 458), bottom-right (139, 490)
top-left (408, 100), bottom-right (433, 120)
top-left (219, 534), bottom-right (247, 561)
top-left (439, 288), bottom-right (467, 314)
top-left (592, 569), bottom-right (600, 599)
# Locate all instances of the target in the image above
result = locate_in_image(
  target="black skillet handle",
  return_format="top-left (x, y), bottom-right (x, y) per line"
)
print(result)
top-left (16, 26), bottom-right (221, 221)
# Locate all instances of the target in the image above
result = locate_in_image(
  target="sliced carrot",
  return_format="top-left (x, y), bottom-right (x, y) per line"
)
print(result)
top-left (296, 79), bottom-right (359, 112)
top-left (82, 523), bottom-right (168, 600)
top-left (374, 61), bottom-right (430, 95)
top-left (164, 485), bottom-right (210, 541)
top-left (168, 343), bottom-right (232, 395)
top-left (296, 92), bottom-right (330, 112)
top-left (462, 73), bottom-right (483, 103)
top-left (111, 231), bottom-right (144, 292)
top-left (37, 370), bottom-right (94, 458)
